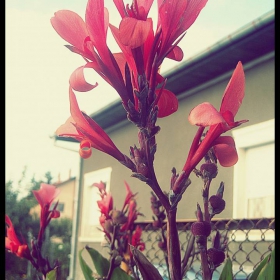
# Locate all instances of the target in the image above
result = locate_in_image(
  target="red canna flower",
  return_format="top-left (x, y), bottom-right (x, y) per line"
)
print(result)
top-left (32, 183), bottom-right (61, 243)
top-left (51, 0), bottom-right (130, 104)
top-left (97, 193), bottom-right (113, 219)
top-left (156, 0), bottom-right (208, 64)
top-left (5, 215), bottom-right (32, 260)
top-left (122, 180), bottom-right (137, 211)
top-left (186, 61), bottom-right (248, 168)
top-left (173, 62), bottom-right (248, 193)
top-left (56, 87), bottom-right (135, 170)
top-left (130, 225), bottom-right (145, 258)
top-left (33, 183), bottom-right (60, 209)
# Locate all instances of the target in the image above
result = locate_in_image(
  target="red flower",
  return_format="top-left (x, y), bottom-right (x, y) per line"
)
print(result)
top-left (157, 0), bottom-right (208, 64)
top-left (122, 181), bottom-right (137, 211)
top-left (56, 87), bottom-right (135, 170)
top-left (173, 62), bottom-right (247, 193)
top-left (51, 0), bottom-right (130, 104)
top-left (186, 61), bottom-right (248, 168)
top-left (131, 225), bottom-right (145, 252)
top-left (33, 183), bottom-right (60, 209)
top-left (97, 193), bottom-right (113, 218)
top-left (32, 184), bottom-right (61, 243)
top-left (5, 215), bottom-right (32, 260)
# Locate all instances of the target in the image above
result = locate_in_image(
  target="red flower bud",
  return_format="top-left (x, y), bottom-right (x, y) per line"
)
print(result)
top-left (209, 195), bottom-right (226, 214)
top-left (158, 241), bottom-right (167, 251)
top-left (111, 210), bottom-right (127, 224)
top-left (152, 220), bottom-right (161, 228)
top-left (200, 162), bottom-right (218, 179)
top-left (191, 221), bottom-right (212, 237)
top-left (207, 248), bottom-right (225, 266)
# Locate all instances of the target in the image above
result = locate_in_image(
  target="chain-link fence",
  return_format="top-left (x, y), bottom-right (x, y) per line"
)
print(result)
top-left (133, 218), bottom-right (275, 280)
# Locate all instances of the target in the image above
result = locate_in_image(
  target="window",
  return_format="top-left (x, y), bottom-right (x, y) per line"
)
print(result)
top-left (79, 167), bottom-right (112, 242)
top-left (50, 202), bottom-right (64, 212)
top-left (232, 119), bottom-right (274, 219)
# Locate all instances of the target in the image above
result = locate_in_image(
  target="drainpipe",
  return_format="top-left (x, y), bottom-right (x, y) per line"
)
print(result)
top-left (67, 156), bottom-right (83, 280)
top-left (52, 139), bottom-right (83, 280)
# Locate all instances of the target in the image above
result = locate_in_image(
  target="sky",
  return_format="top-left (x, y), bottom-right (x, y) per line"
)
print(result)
top-left (6, 0), bottom-right (274, 195)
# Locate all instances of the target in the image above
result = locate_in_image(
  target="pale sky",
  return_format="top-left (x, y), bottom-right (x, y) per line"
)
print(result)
top-left (6, 0), bottom-right (274, 195)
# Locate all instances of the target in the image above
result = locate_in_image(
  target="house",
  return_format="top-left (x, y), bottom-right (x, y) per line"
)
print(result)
top-left (30, 174), bottom-right (77, 220)
top-left (55, 10), bottom-right (274, 280)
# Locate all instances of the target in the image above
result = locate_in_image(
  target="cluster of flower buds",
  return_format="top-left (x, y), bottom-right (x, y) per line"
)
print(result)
top-left (93, 180), bottom-right (145, 272)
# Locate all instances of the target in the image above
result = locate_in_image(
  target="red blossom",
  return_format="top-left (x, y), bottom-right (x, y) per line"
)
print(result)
top-left (173, 62), bottom-right (247, 193)
top-left (56, 87), bottom-right (135, 171)
top-left (32, 184), bottom-right (61, 243)
top-left (33, 183), bottom-right (60, 209)
top-left (5, 215), bottom-right (32, 260)
top-left (51, 0), bottom-right (130, 103)
top-left (187, 61), bottom-right (247, 168)
top-left (131, 225), bottom-right (145, 251)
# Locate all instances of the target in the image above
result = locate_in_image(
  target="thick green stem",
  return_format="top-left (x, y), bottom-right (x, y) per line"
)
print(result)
top-left (167, 208), bottom-right (181, 280)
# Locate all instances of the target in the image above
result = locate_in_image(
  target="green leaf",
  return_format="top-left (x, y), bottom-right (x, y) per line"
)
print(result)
top-left (219, 257), bottom-right (233, 280)
top-left (130, 245), bottom-right (163, 280)
top-left (46, 269), bottom-right (57, 280)
top-left (249, 248), bottom-right (275, 280)
top-left (85, 246), bottom-right (134, 280)
top-left (79, 248), bottom-right (95, 280)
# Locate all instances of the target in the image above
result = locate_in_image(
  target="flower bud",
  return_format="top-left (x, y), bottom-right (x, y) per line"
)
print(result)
top-left (191, 221), bottom-right (212, 237)
top-left (158, 240), bottom-right (167, 251)
top-left (207, 248), bottom-right (225, 266)
top-left (152, 220), bottom-right (161, 228)
top-left (200, 162), bottom-right (218, 179)
top-left (111, 210), bottom-right (127, 224)
top-left (103, 219), bottom-right (113, 233)
top-left (209, 195), bottom-right (226, 214)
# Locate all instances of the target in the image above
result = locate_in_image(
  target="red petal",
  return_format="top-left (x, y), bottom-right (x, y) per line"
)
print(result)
top-left (79, 139), bottom-right (92, 159)
top-left (51, 10), bottom-right (89, 51)
top-left (56, 116), bottom-right (81, 139)
top-left (213, 136), bottom-right (238, 167)
top-left (33, 184), bottom-right (60, 208)
top-left (220, 61), bottom-right (245, 117)
top-left (188, 102), bottom-right (225, 126)
top-left (166, 46), bottom-right (184, 61)
top-left (85, 0), bottom-right (108, 50)
top-left (69, 65), bottom-right (98, 92)
top-left (119, 18), bottom-right (152, 49)
top-left (156, 89), bottom-right (178, 118)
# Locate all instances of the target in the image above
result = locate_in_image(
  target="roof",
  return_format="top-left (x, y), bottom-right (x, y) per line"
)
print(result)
top-left (55, 10), bottom-right (274, 143)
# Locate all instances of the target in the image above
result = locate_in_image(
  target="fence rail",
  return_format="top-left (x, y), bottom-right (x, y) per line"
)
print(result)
top-left (133, 217), bottom-right (275, 280)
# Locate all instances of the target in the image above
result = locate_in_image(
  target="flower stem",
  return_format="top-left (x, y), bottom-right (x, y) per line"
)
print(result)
top-left (167, 208), bottom-right (181, 280)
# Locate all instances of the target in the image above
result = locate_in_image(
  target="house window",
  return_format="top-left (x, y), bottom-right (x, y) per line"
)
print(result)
top-left (50, 202), bottom-right (64, 212)
top-left (79, 167), bottom-right (112, 242)
top-left (232, 119), bottom-right (274, 219)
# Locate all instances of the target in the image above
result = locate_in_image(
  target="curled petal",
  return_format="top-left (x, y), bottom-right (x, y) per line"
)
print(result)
top-left (119, 17), bottom-right (151, 48)
top-left (213, 136), bottom-right (238, 167)
top-left (188, 102), bottom-right (225, 126)
top-left (156, 89), bottom-right (178, 118)
top-left (70, 65), bottom-right (98, 92)
top-left (79, 139), bottom-right (92, 159)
